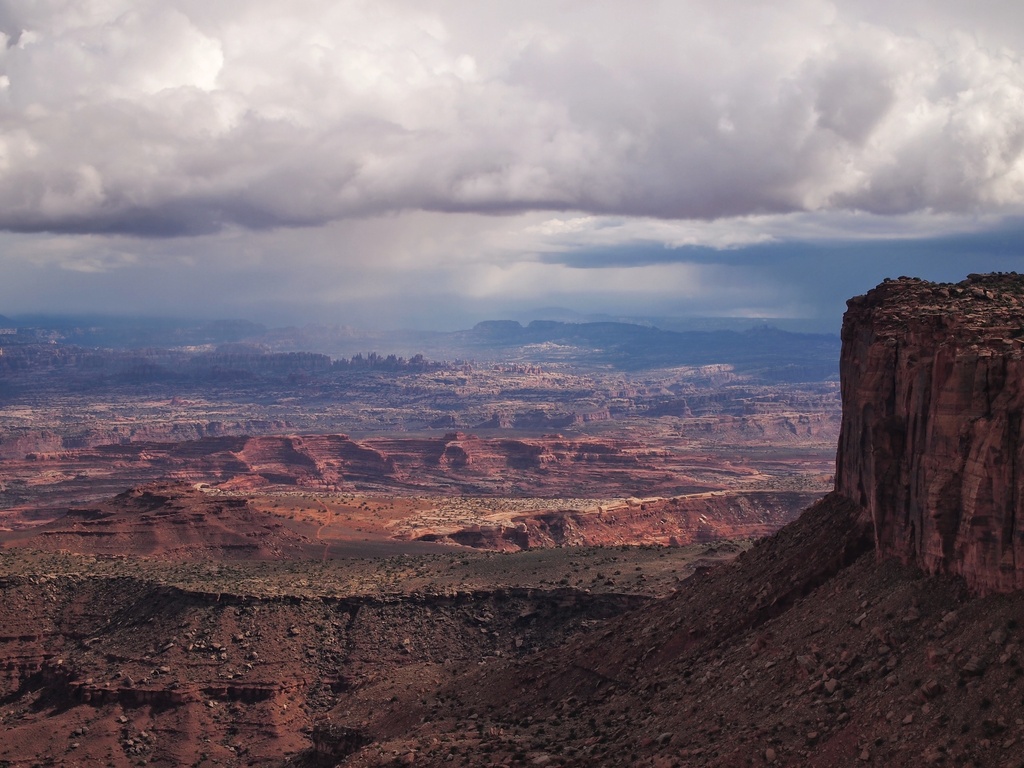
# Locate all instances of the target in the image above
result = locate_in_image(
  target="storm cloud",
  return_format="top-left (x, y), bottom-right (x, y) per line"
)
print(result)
top-left (0, 1), bottom-right (1022, 236)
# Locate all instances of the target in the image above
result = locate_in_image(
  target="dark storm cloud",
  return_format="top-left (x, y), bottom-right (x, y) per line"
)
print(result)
top-left (539, 217), bottom-right (1024, 270)
top-left (533, 218), bottom-right (1024, 328)
top-left (0, 1), bottom-right (1022, 237)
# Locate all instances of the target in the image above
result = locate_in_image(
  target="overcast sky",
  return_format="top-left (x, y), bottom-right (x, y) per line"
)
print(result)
top-left (1, 0), bottom-right (1023, 331)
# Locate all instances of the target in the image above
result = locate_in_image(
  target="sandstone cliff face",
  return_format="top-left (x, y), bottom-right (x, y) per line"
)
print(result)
top-left (836, 273), bottom-right (1024, 593)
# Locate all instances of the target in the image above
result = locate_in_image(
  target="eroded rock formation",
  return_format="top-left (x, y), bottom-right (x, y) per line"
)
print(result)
top-left (415, 491), bottom-right (819, 550)
top-left (836, 273), bottom-right (1024, 593)
top-left (0, 483), bottom-right (321, 560)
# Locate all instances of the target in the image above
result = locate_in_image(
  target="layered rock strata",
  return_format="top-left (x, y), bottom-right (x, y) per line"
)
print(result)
top-left (0, 483), bottom-right (322, 560)
top-left (836, 273), bottom-right (1024, 593)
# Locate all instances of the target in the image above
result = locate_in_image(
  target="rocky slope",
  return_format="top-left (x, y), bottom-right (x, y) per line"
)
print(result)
top-left (10, 493), bottom-right (1018, 768)
top-left (836, 273), bottom-right (1024, 594)
top-left (0, 566), bottom-right (646, 767)
top-left (345, 494), bottom-right (1024, 768)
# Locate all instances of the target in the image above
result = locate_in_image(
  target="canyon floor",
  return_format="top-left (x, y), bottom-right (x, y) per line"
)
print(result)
top-left (0, 348), bottom-right (841, 767)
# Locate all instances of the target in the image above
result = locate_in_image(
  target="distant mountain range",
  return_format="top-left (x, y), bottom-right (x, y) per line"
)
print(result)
top-left (0, 314), bottom-right (840, 380)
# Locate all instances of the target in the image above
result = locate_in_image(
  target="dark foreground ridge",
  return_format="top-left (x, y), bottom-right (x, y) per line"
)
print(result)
top-left (0, 566), bottom-right (650, 766)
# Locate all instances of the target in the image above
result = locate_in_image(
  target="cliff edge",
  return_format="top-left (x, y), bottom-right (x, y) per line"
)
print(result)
top-left (836, 273), bottom-right (1024, 593)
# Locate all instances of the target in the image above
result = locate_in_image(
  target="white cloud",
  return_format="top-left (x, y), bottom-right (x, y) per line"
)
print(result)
top-left (0, 0), bottom-right (1020, 238)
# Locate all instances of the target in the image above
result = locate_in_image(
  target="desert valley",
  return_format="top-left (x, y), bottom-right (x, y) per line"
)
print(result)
top-left (0, 274), bottom-right (1023, 766)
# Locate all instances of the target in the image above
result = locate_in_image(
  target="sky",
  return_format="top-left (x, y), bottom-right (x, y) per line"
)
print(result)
top-left (1, 0), bottom-right (1024, 331)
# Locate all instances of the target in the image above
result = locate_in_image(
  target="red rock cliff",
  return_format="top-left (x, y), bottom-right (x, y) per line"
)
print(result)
top-left (836, 273), bottom-right (1024, 593)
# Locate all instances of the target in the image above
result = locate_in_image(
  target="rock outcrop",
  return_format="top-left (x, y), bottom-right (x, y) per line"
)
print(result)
top-left (836, 273), bottom-right (1024, 593)
top-left (415, 490), bottom-right (819, 550)
top-left (0, 482), bottom-right (322, 560)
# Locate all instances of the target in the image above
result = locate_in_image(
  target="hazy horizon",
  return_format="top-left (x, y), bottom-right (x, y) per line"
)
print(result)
top-left (0, 306), bottom-right (838, 336)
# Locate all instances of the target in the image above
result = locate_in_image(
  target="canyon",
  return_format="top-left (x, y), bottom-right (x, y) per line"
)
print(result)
top-left (3, 276), bottom-right (1024, 766)
top-left (0, 430), bottom-right (828, 540)
top-left (0, 325), bottom-right (839, 517)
